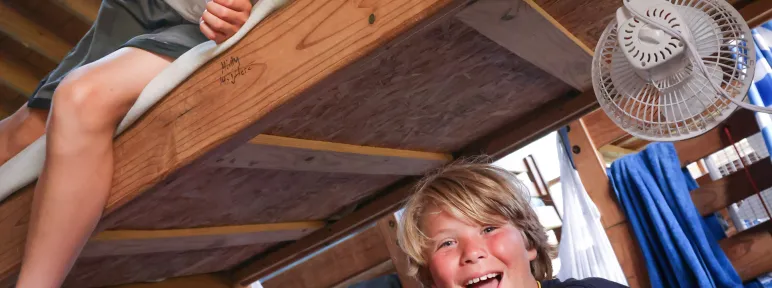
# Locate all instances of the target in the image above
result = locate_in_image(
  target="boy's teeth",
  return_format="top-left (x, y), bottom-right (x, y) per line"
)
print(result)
top-left (466, 273), bottom-right (500, 285)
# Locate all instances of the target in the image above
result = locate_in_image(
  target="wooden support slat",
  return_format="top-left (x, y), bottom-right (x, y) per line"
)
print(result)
top-left (376, 214), bottom-right (421, 288)
top-left (107, 274), bottom-right (232, 288)
top-left (80, 221), bottom-right (324, 258)
top-left (456, 0), bottom-right (593, 90)
top-left (720, 221), bottom-right (772, 282)
top-left (740, 0), bottom-right (772, 28)
top-left (674, 109), bottom-right (759, 166)
top-left (209, 134), bottom-right (452, 175)
top-left (261, 225), bottom-right (392, 288)
top-left (692, 160), bottom-right (772, 217)
top-left (0, 53), bottom-right (38, 97)
top-left (0, 2), bottom-right (73, 62)
top-left (584, 109), bottom-right (628, 148)
top-left (53, 0), bottom-right (100, 24)
top-left (330, 260), bottom-right (395, 288)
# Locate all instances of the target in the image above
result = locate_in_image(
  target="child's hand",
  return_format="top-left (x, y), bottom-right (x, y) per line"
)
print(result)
top-left (200, 0), bottom-right (252, 44)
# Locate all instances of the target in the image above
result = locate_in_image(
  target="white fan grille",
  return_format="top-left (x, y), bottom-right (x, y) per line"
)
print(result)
top-left (593, 0), bottom-right (756, 141)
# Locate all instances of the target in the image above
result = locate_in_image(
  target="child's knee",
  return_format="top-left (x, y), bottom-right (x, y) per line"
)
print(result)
top-left (51, 71), bottom-right (124, 131)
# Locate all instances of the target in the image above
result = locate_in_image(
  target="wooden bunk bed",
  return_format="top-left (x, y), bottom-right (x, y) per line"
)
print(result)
top-left (0, 0), bottom-right (770, 287)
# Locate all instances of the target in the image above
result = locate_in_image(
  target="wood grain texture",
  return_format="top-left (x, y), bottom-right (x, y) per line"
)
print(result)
top-left (674, 109), bottom-right (758, 166)
top-left (720, 221), bottom-right (772, 281)
top-left (53, 0), bottom-right (100, 24)
top-left (461, 90), bottom-right (595, 159)
top-left (64, 244), bottom-right (274, 288)
top-left (0, 85), bottom-right (27, 118)
top-left (741, 0), bottom-right (772, 28)
top-left (692, 160), bottom-right (771, 217)
top-left (108, 274), bottom-right (232, 288)
top-left (102, 166), bottom-right (401, 230)
top-left (2, 0), bottom-right (464, 281)
top-left (0, 2), bottom-right (73, 62)
top-left (0, 52), bottom-right (39, 96)
top-left (456, 0), bottom-right (593, 90)
top-left (376, 214), bottom-right (421, 288)
top-left (266, 18), bottom-right (572, 152)
top-left (584, 109), bottom-right (627, 148)
top-left (567, 119), bottom-right (626, 228)
top-left (606, 223), bottom-right (650, 288)
top-left (81, 221), bottom-right (324, 257)
top-left (262, 226), bottom-right (391, 288)
top-left (209, 134), bottom-right (452, 175)
top-left (531, 0), bottom-right (620, 49)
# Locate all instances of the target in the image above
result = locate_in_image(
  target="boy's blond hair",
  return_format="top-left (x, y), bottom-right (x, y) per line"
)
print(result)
top-left (397, 161), bottom-right (555, 286)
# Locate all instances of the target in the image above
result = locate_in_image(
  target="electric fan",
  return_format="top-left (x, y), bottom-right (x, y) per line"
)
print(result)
top-left (593, 0), bottom-right (770, 142)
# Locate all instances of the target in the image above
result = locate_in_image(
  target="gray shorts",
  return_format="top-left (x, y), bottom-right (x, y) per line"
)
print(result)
top-left (27, 0), bottom-right (209, 109)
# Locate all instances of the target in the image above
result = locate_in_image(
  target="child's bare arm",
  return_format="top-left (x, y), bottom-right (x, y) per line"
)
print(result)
top-left (200, 0), bottom-right (253, 44)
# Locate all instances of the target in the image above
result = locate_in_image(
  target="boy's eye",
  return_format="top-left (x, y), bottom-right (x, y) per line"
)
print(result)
top-left (483, 226), bottom-right (498, 234)
top-left (438, 240), bottom-right (454, 249)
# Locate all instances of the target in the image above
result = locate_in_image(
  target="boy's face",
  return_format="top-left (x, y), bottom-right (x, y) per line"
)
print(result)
top-left (421, 206), bottom-right (538, 288)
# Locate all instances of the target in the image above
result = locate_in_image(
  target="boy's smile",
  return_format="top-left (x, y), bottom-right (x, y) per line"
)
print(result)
top-left (422, 205), bottom-right (539, 288)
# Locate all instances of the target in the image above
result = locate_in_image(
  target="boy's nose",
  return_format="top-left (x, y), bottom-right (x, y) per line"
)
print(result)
top-left (461, 241), bottom-right (488, 264)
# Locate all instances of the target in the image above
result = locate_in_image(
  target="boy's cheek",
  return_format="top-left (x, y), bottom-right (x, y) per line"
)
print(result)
top-left (428, 252), bottom-right (458, 288)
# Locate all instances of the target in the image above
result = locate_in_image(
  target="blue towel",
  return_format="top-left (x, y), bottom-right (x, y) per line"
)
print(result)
top-left (609, 143), bottom-right (743, 288)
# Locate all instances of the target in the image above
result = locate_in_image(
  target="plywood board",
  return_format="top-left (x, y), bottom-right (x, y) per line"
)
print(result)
top-left (692, 160), bottom-right (772, 217)
top-left (64, 244), bottom-right (273, 288)
top-left (266, 18), bottom-right (572, 152)
top-left (102, 166), bottom-right (402, 230)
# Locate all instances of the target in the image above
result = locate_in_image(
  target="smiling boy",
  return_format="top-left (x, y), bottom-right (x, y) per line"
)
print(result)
top-left (397, 162), bottom-right (628, 288)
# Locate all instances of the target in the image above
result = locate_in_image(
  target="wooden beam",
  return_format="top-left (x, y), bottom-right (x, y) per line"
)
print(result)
top-left (376, 214), bottom-right (421, 288)
top-left (209, 134), bottom-right (452, 175)
top-left (674, 109), bottom-right (759, 167)
top-left (720, 221), bottom-right (772, 281)
top-left (330, 260), bottom-right (396, 288)
top-left (260, 225), bottom-right (392, 288)
top-left (107, 274), bottom-right (232, 288)
top-left (0, 53), bottom-right (39, 96)
top-left (740, 0), bottom-right (772, 28)
top-left (456, 0), bottom-right (593, 91)
top-left (0, 2), bottom-right (73, 62)
top-left (80, 221), bottom-right (324, 258)
top-left (583, 109), bottom-right (628, 148)
top-left (53, 0), bottom-right (100, 24)
top-left (692, 160), bottom-right (772, 217)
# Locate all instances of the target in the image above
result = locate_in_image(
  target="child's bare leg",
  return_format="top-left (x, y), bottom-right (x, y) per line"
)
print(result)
top-left (16, 47), bottom-right (172, 288)
top-left (0, 106), bottom-right (48, 165)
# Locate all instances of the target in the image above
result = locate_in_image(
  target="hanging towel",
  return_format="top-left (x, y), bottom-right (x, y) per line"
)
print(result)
top-left (0, 0), bottom-right (290, 202)
top-left (608, 143), bottom-right (742, 288)
top-left (555, 129), bottom-right (627, 286)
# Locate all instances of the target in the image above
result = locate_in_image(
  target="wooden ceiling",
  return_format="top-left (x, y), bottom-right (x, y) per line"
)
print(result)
top-left (0, 0), bottom-right (769, 287)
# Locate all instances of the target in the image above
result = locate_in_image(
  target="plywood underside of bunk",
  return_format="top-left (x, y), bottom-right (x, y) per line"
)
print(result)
top-left (0, 0), bottom-right (770, 287)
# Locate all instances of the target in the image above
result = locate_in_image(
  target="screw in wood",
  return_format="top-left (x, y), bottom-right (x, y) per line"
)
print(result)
top-left (572, 145), bottom-right (581, 154)
top-left (369, 14), bottom-right (376, 24)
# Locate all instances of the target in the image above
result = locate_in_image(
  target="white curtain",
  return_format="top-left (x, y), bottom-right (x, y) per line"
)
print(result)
top-left (554, 132), bottom-right (627, 285)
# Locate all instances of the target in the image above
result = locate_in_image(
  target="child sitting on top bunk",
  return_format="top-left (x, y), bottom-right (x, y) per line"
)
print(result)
top-left (397, 162), bottom-right (628, 288)
top-left (0, 0), bottom-right (256, 286)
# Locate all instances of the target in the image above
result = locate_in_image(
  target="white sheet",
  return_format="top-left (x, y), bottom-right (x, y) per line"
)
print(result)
top-left (0, 0), bottom-right (290, 202)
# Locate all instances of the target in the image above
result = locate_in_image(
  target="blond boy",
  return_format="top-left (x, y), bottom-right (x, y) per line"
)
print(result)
top-left (397, 163), bottom-right (627, 288)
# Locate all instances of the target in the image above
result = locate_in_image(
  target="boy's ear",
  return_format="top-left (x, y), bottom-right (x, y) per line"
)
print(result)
top-left (527, 247), bottom-right (537, 261)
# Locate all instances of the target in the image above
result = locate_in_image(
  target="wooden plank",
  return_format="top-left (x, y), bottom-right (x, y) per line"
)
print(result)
top-left (376, 214), bottom-right (421, 288)
top-left (0, 53), bottom-right (38, 96)
top-left (456, 0), bottom-right (593, 90)
top-left (674, 109), bottom-right (758, 166)
top-left (261, 225), bottom-right (392, 288)
top-left (0, 2), bottom-right (72, 62)
top-left (584, 109), bottom-right (627, 148)
top-left (209, 134), bottom-right (452, 175)
top-left (462, 90), bottom-right (597, 159)
top-left (0, 0), bottom-right (469, 282)
top-left (567, 119), bottom-right (626, 228)
top-left (692, 160), bottom-right (772, 217)
top-left (53, 0), bottom-right (100, 24)
top-left (330, 260), bottom-right (395, 288)
top-left (740, 0), bottom-right (772, 28)
top-left (81, 221), bottom-right (324, 258)
top-left (720, 221), bottom-right (772, 281)
top-left (107, 274), bottom-right (231, 288)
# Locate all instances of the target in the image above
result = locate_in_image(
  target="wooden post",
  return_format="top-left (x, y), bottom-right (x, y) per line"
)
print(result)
top-left (376, 213), bottom-right (422, 288)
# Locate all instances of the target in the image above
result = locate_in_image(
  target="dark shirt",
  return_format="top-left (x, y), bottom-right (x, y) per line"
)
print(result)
top-left (541, 278), bottom-right (629, 288)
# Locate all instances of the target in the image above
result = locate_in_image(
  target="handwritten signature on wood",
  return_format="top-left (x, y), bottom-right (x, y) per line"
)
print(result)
top-left (220, 56), bottom-right (257, 85)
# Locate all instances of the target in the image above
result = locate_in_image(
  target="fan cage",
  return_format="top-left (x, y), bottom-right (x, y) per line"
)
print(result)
top-left (592, 0), bottom-right (756, 142)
